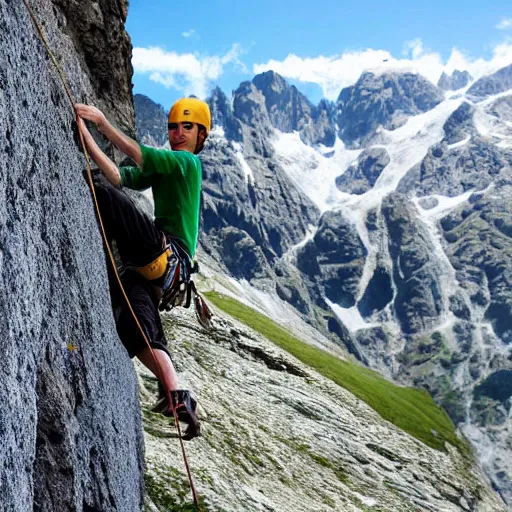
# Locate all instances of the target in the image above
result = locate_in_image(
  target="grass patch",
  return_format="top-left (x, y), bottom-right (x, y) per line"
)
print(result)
top-left (145, 467), bottom-right (208, 511)
top-left (205, 291), bottom-right (468, 454)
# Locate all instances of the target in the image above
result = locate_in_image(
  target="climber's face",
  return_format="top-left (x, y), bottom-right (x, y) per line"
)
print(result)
top-left (168, 122), bottom-right (199, 153)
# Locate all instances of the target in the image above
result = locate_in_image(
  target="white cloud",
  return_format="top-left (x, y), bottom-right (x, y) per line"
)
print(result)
top-left (496, 18), bottom-right (512, 30)
top-left (253, 40), bottom-right (512, 100)
top-left (132, 44), bottom-right (246, 98)
top-left (182, 29), bottom-right (196, 38)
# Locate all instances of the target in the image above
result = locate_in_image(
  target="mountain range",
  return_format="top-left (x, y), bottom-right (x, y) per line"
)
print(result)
top-left (135, 63), bottom-right (512, 504)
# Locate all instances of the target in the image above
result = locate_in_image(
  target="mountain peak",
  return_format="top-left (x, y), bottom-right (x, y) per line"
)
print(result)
top-left (133, 94), bottom-right (168, 147)
top-left (437, 70), bottom-right (472, 91)
top-left (336, 70), bottom-right (444, 146)
top-left (210, 85), bottom-right (225, 98)
top-left (252, 70), bottom-right (288, 94)
top-left (207, 87), bottom-right (243, 141)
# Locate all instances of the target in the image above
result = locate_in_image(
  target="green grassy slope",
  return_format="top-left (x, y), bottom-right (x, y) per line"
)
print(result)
top-left (205, 291), bottom-right (469, 454)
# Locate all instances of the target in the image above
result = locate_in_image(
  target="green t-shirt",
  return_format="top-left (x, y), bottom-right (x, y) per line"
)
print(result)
top-left (119, 144), bottom-right (202, 258)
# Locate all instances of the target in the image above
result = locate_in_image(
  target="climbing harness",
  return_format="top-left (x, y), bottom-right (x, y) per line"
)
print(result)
top-left (134, 247), bottom-right (172, 281)
top-left (132, 237), bottom-right (213, 329)
top-left (21, 1), bottom-right (200, 508)
top-left (155, 242), bottom-right (214, 329)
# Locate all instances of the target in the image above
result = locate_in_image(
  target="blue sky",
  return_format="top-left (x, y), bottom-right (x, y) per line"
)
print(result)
top-left (126, 0), bottom-right (512, 111)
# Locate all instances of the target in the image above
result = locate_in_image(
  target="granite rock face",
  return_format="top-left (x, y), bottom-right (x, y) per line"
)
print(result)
top-left (297, 210), bottom-right (367, 308)
top-left (252, 70), bottom-right (314, 134)
top-left (397, 138), bottom-right (512, 197)
top-left (381, 193), bottom-right (444, 334)
top-left (442, 102), bottom-right (476, 145)
top-left (0, 2), bottom-right (144, 510)
top-left (440, 190), bottom-right (512, 343)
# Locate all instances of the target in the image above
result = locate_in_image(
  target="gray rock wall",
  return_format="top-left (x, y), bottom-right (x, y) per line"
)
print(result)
top-left (0, 1), bottom-right (144, 510)
top-left (297, 210), bottom-right (367, 308)
top-left (398, 138), bottom-right (512, 197)
top-left (441, 191), bottom-right (512, 343)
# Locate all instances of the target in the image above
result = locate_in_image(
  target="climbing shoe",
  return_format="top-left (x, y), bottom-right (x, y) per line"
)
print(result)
top-left (152, 390), bottom-right (201, 441)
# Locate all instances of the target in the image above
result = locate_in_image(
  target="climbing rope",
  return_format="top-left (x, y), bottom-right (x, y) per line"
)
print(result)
top-left (21, 1), bottom-right (199, 508)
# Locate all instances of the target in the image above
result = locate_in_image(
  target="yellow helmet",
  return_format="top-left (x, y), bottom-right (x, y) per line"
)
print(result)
top-left (168, 98), bottom-right (211, 134)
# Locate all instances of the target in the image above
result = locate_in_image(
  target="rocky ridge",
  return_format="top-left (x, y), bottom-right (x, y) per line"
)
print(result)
top-left (467, 63), bottom-right (512, 100)
top-left (141, 306), bottom-right (507, 512)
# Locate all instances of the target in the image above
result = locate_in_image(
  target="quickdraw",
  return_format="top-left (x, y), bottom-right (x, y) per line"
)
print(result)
top-left (158, 243), bottom-right (214, 330)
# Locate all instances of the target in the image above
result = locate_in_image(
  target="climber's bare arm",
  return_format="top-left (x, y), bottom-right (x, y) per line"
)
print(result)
top-left (76, 117), bottom-right (121, 187)
top-left (75, 104), bottom-right (143, 168)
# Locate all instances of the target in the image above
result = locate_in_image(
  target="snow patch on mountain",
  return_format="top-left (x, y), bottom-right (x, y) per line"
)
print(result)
top-left (210, 126), bottom-right (226, 138)
top-left (232, 141), bottom-right (255, 184)
top-left (273, 97), bottom-right (463, 217)
top-left (326, 299), bottom-right (378, 333)
top-left (413, 190), bottom-right (474, 221)
top-left (281, 224), bottom-right (317, 264)
top-left (370, 98), bottom-right (462, 195)
top-left (447, 136), bottom-right (471, 149)
top-left (272, 132), bottom-right (361, 212)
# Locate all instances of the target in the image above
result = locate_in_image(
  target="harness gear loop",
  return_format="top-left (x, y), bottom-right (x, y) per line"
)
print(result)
top-left (134, 247), bottom-right (172, 280)
top-left (21, 1), bottom-right (199, 508)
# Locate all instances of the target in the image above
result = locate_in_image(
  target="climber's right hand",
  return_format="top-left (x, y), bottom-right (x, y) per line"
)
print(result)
top-left (75, 104), bottom-right (108, 133)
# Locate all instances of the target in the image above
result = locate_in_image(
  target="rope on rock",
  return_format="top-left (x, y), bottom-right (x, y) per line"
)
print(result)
top-left (21, 1), bottom-right (199, 508)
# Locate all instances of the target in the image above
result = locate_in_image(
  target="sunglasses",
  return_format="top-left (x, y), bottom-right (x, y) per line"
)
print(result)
top-left (168, 122), bottom-right (194, 131)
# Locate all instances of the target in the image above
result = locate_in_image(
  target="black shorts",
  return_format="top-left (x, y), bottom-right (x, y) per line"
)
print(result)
top-left (93, 174), bottom-right (171, 358)
top-left (110, 269), bottom-right (169, 358)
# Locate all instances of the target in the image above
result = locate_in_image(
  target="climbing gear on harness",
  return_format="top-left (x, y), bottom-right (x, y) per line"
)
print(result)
top-left (152, 389), bottom-right (201, 441)
top-left (159, 243), bottom-right (186, 311)
top-left (21, 2), bottom-right (200, 508)
top-left (133, 247), bottom-right (172, 281)
top-left (169, 98), bottom-right (211, 135)
top-left (191, 282), bottom-right (214, 330)
top-left (158, 243), bottom-right (214, 330)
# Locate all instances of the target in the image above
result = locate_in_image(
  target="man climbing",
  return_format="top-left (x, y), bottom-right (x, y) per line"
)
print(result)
top-left (75, 98), bottom-right (211, 441)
